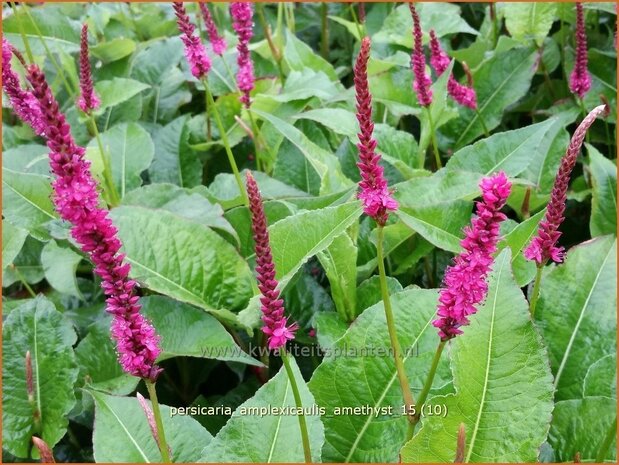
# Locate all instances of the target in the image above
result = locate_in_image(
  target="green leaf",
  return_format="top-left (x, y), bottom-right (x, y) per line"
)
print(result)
top-left (2, 296), bottom-right (78, 458)
top-left (536, 236), bottom-right (617, 401)
top-left (140, 296), bottom-right (260, 366)
top-left (584, 354), bottom-right (616, 398)
top-left (2, 222), bottom-right (29, 271)
top-left (356, 275), bottom-right (404, 313)
top-left (308, 288), bottom-right (450, 462)
top-left (317, 232), bottom-right (358, 322)
top-left (444, 47), bottom-right (538, 148)
top-left (201, 357), bottom-right (324, 462)
top-left (284, 29), bottom-right (338, 81)
top-left (2, 167), bottom-right (56, 241)
top-left (2, 237), bottom-right (45, 288)
top-left (446, 117), bottom-right (561, 177)
top-left (588, 144), bottom-right (617, 237)
top-left (401, 250), bottom-right (554, 462)
top-left (314, 312), bottom-right (348, 352)
top-left (328, 15), bottom-right (361, 41)
top-left (40, 240), bottom-right (83, 298)
top-left (94, 78), bottom-right (150, 115)
top-left (548, 397), bottom-right (616, 462)
top-left (2, 144), bottom-right (50, 175)
top-left (88, 122), bottom-right (154, 198)
top-left (89, 390), bottom-right (212, 463)
top-left (502, 2), bottom-right (558, 47)
top-left (91, 38), bottom-right (136, 62)
top-left (110, 206), bottom-right (253, 324)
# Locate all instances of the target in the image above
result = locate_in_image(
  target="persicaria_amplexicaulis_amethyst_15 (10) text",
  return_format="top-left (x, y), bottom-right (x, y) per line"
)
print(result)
top-left (433, 172), bottom-right (512, 340)
top-left (354, 37), bottom-right (398, 226)
top-left (77, 23), bottom-right (100, 113)
top-left (246, 171), bottom-right (299, 350)
top-left (230, 2), bottom-right (255, 108)
top-left (173, 1), bottom-right (211, 79)
top-left (25, 64), bottom-right (163, 382)
top-left (524, 104), bottom-right (609, 265)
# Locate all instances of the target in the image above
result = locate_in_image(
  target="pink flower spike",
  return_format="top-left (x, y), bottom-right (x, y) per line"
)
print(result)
top-left (77, 24), bottom-right (100, 113)
top-left (433, 172), bottom-right (512, 340)
top-left (199, 2), bottom-right (226, 56)
top-left (246, 172), bottom-right (298, 350)
top-left (409, 3), bottom-right (432, 107)
top-left (1, 39), bottom-right (46, 136)
top-left (230, 2), bottom-right (255, 108)
top-left (354, 37), bottom-right (398, 226)
top-left (26, 64), bottom-right (162, 382)
top-left (429, 30), bottom-right (450, 76)
top-left (173, 2), bottom-right (211, 79)
top-left (569, 2), bottom-right (592, 99)
top-left (524, 104), bottom-right (608, 265)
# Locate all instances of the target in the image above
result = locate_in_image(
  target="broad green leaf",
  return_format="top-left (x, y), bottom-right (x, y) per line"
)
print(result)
top-left (2, 144), bottom-right (49, 175)
top-left (2, 222), bottom-right (28, 271)
top-left (2, 237), bottom-right (45, 288)
top-left (444, 47), bottom-right (538, 148)
top-left (536, 236), bottom-right (617, 401)
top-left (356, 275), bottom-right (404, 313)
top-left (309, 288), bottom-right (450, 463)
top-left (447, 117), bottom-right (561, 177)
top-left (588, 144), bottom-right (617, 236)
top-left (2, 296), bottom-right (78, 458)
top-left (201, 357), bottom-right (324, 462)
top-left (502, 3), bottom-right (558, 46)
top-left (394, 169), bottom-right (482, 205)
top-left (314, 312), bottom-right (348, 352)
top-left (401, 250), bottom-right (554, 462)
top-left (369, 67), bottom-right (418, 117)
top-left (110, 206), bottom-right (253, 324)
top-left (140, 296), bottom-right (260, 366)
top-left (548, 397), bottom-right (616, 462)
top-left (317, 232), bottom-right (358, 322)
top-left (254, 109), bottom-right (352, 195)
top-left (271, 70), bottom-right (343, 102)
top-left (328, 15), bottom-right (361, 41)
top-left (94, 78), bottom-right (150, 115)
top-left (89, 391), bottom-right (212, 463)
top-left (40, 240), bottom-right (83, 298)
top-left (584, 354), bottom-right (616, 399)
top-left (284, 29), bottom-right (338, 81)
top-left (91, 38), bottom-right (136, 62)
top-left (89, 123), bottom-right (154, 198)
top-left (2, 167), bottom-right (56, 241)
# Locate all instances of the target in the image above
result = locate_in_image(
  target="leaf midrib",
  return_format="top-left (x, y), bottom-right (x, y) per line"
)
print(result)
top-left (2, 170), bottom-right (55, 220)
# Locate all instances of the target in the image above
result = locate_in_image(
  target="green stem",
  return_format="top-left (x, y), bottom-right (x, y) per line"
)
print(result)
top-left (595, 415), bottom-right (617, 463)
top-left (320, 3), bottom-right (329, 59)
top-left (88, 114), bottom-right (120, 207)
top-left (529, 265), bottom-right (544, 318)
top-left (281, 351), bottom-right (312, 463)
top-left (376, 226), bottom-right (416, 431)
top-left (247, 109), bottom-right (265, 172)
top-left (202, 80), bottom-right (248, 207)
top-left (204, 87), bottom-right (212, 142)
top-left (348, 3), bottom-right (364, 40)
top-left (11, 265), bottom-right (36, 298)
top-left (11, 1), bottom-right (34, 63)
top-left (475, 107), bottom-right (490, 138)
top-left (411, 340), bottom-right (446, 428)
top-left (256, 4), bottom-right (285, 83)
top-left (145, 380), bottom-right (172, 463)
top-left (425, 107), bottom-right (442, 170)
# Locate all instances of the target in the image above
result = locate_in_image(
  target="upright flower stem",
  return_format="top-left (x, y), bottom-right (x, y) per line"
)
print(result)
top-left (145, 380), bottom-right (172, 463)
top-left (595, 414), bottom-right (617, 463)
top-left (280, 351), bottom-right (312, 463)
top-left (320, 3), bottom-right (329, 60)
top-left (425, 107), bottom-right (442, 170)
top-left (10, 1), bottom-right (34, 63)
top-left (411, 340), bottom-right (446, 428)
top-left (87, 114), bottom-right (120, 207)
top-left (376, 226), bottom-right (416, 428)
top-left (529, 265), bottom-right (544, 318)
top-left (202, 79), bottom-right (248, 207)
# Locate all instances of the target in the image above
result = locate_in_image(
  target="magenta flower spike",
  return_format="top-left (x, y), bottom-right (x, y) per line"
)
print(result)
top-left (524, 104), bottom-right (608, 265)
top-left (433, 172), bottom-right (512, 340)
top-left (569, 2), bottom-right (592, 99)
top-left (173, 2), bottom-right (211, 79)
top-left (429, 29), bottom-right (477, 110)
top-left (199, 2), bottom-right (226, 56)
top-left (1, 39), bottom-right (45, 136)
top-left (354, 37), bottom-right (398, 226)
top-left (246, 171), bottom-right (298, 350)
top-left (26, 64), bottom-right (162, 382)
top-left (77, 24), bottom-right (100, 113)
top-left (409, 3), bottom-right (432, 107)
top-left (230, 2), bottom-right (255, 108)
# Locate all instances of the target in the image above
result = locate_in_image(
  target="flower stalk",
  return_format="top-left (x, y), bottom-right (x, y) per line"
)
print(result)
top-left (145, 380), bottom-right (172, 463)
top-left (411, 340), bottom-right (446, 427)
top-left (281, 351), bottom-right (312, 463)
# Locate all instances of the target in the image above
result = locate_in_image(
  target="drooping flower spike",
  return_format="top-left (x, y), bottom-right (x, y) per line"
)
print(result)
top-left (428, 30), bottom-right (477, 110)
top-left (433, 172), bottom-right (512, 340)
top-left (1, 39), bottom-right (45, 136)
top-left (199, 2), bottom-right (226, 56)
top-left (230, 2), bottom-right (255, 108)
top-left (173, 2), bottom-right (211, 79)
top-left (569, 2), bottom-right (592, 99)
top-left (77, 24), bottom-right (100, 113)
top-left (409, 3), bottom-right (432, 107)
top-left (246, 171), bottom-right (298, 350)
top-left (26, 64), bottom-right (162, 381)
top-left (354, 37), bottom-right (398, 226)
top-left (524, 104), bottom-right (608, 265)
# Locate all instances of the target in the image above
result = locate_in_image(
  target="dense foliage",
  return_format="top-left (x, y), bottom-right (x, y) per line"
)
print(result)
top-left (2, 2), bottom-right (617, 463)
